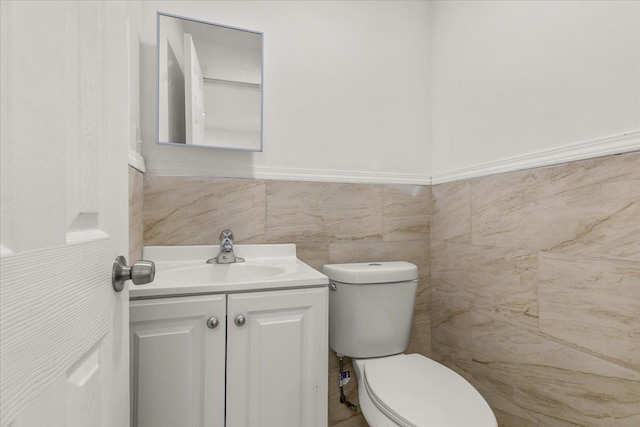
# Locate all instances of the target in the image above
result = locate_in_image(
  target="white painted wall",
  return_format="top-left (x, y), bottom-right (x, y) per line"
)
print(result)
top-left (140, 1), bottom-right (431, 184)
top-left (430, 0), bottom-right (640, 181)
top-left (140, 1), bottom-right (638, 184)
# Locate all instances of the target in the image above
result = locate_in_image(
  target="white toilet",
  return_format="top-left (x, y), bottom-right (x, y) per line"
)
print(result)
top-left (324, 261), bottom-right (497, 427)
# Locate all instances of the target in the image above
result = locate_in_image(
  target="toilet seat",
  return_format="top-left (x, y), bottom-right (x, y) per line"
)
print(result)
top-left (360, 354), bottom-right (497, 427)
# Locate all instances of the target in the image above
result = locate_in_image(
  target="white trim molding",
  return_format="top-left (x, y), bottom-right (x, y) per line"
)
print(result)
top-left (431, 131), bottom-right (640, 185)
top-left (247, 166), bottom-right (431, 185)
top-left (147, 162), bottom-right (431, 185)
top-left (145, 131), bottom-right (638, 186)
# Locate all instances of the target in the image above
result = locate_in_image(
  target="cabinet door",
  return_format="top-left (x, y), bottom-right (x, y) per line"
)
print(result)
top-left (226, 287), bottom-right (328, 427)
top-left (130, 295), bottom-right (226, 427)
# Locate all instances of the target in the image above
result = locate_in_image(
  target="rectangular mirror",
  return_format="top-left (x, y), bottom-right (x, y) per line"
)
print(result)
top-left (157, 12), bottom-right (263, 151)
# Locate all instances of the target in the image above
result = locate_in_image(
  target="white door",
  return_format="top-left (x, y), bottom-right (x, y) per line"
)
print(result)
top-left (226, 288), bottom-right (329, 427)
top-left (1, 2), bottom-right (131, 427)
top-left (129, 295), bottom-right (226, 427)
top-left (184, 33), bottom-right (206, 145)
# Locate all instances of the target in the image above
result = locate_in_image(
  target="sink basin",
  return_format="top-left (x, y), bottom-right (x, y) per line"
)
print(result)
top-left (160, 262), bottom-right (287, 284)
top-left (130, 244), bottom-right (328, 299)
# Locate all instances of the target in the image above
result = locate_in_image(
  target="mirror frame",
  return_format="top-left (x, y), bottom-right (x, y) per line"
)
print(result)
top-left (156, 11), bottom-right (264, 152)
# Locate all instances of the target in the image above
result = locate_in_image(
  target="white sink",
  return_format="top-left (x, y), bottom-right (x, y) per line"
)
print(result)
top-left (130, 244), bottom-right (328, 299)
top-left (160, 262), bottom-right (288, 284)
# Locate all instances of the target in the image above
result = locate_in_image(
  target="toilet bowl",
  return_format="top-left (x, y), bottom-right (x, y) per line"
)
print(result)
top-left (352, 354), bottom-right (497, 427)
top-left (324, 261), bottom-right (497, 427)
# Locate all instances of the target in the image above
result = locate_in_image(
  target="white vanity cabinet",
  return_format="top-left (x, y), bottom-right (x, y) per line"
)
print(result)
top-left (226, 288), bottom-right (328, 427)
top-left (130, 287), bottom-right (328, 427)
top-left (129, 294), bottom-right (226, 427)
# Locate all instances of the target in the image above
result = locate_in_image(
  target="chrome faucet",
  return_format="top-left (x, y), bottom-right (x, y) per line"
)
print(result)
top-left (206, 229), bottom-right (244, 264)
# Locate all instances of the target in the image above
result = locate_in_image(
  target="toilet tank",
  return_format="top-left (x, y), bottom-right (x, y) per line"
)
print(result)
top-left (323, 262), bottom-right (418, 358)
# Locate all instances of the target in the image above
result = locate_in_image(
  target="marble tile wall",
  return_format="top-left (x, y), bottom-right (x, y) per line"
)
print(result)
top-left (128, 166), bottom-right (144, 263)
top-left (134, 151), bottom-right (638, 426)
top-left (431, 152), bottom-right (640, 427)
top-left (142, 176), bottom-right (432, 427)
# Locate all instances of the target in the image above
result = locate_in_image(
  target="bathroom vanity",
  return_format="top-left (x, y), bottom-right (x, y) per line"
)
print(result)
top-left (129, 245), bottom-right (328, 427)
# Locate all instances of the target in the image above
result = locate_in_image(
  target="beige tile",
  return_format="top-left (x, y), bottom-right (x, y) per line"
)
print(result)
top-left (432, 153), bottom-right (640, 427)
top-left (143, 176), bottom-right (266, 246)
top-left (431, 242), bottom-right (473, 362)
top-left (431, 346), bottom-right (476, 388)
top-left (530, 412), bottom-right (595, 427)
top-left (128, 167), bottom-right (144, 261)
top-left (266, 181), bottom-right (383, 243)
top-left (431, 309), bottom-right (473, 367)
top-left (538, 153), bottom-right (640, 261)
top-left (470, 315), bottom-right (640, 427)
top-left (406, 312), bottom-right (432, 357)
top-left (413, 269), bottom-right (430, 319)
top-left (539, 252), bottom-right (640, 371)
top-left (431, 241), bottom-right (472, 319)
top-left (294, 242), bottom-right (330, 273)
top-left (266, 181), bottom-right (329, 243)
top-left (470, 168), bottom-right (539, 250)
top-left (431, 242), bottom-right (538, 328)
top-left (472, 152), bottom-right (640, 261)
top-left (493, 410), bottom-right (538, 427)
top-left (328, 348), bottom-right (341, 370)
top-left (382, 184), bottom-right (430, 242)
top-left (431, 242), bottom-right (474, 366)
top-left (431, 180), bottom-right (471, 243)
top-left (473, 382), bottom-right (540, 427)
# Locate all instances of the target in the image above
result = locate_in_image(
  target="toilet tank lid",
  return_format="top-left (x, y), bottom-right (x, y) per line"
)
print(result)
top-left (323, 261), bottom-right (417, 284)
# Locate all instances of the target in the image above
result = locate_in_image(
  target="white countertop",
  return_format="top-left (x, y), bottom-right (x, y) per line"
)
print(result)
top-left (130, 244), bottom-right (328, 299)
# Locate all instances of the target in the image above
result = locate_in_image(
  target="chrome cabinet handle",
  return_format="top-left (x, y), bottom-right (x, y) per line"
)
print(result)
top-left (112, 256), bottom-right (155, 292)
top-left (207, 317), bottom-right (219, 329)
top-left (234, 315), bottom-right (246, 326)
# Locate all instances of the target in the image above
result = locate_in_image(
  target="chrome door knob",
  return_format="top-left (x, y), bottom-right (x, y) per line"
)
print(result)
top-left (234, 315), bottom-right (246, 326)
top-left (112, 256), bottom-right (155, 292)
top-left (207, 317), bottom-right (219, 329)
top-left (130, 260), bottom-right (155, 285)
